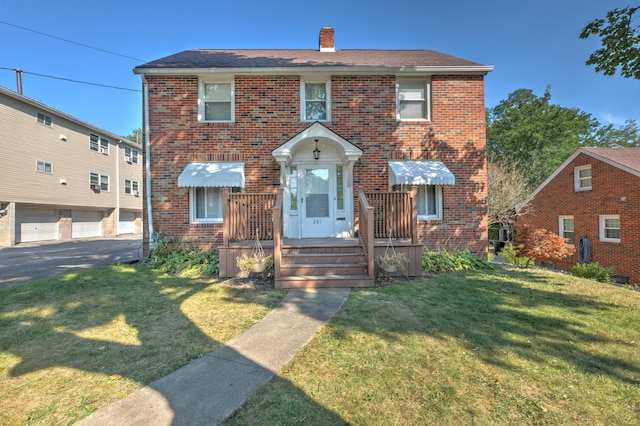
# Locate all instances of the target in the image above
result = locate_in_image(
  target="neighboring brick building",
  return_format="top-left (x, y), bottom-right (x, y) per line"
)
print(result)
top-left (134, 27), bottom-right (493, 265)
top-left (520, 147), bottom-right (640, 285)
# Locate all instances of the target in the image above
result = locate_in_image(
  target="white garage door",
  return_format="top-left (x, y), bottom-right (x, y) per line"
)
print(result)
top-left (16, 208), bottom-right (59, 243)
top-left (119, 212), bottom-right (136, 234)
top-left (72, 210), bottom-right (103, 238)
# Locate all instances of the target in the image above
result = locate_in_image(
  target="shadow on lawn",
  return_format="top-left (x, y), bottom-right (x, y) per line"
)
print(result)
top-left (0, 266), bottom-right (348, 424)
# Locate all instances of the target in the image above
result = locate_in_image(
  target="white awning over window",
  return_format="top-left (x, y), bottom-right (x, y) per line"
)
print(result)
top-left (388, 161), bottom-right (455, 186)
top-left (177, 162), bottom-right (245, 188)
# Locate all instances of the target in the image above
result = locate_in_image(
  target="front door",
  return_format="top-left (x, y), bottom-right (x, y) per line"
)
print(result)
top-left (300, 166), bottom-right (334, 237)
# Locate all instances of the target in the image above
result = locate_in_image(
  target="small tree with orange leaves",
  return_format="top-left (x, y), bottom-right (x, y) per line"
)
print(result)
top-left (515, 223), bottom-right (575, 267)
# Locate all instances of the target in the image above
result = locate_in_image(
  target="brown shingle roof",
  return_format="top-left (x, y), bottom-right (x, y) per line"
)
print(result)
top-left (582, 147), bottom-right (640, 174)
top-left (135, 49), bottom-right (488, 70)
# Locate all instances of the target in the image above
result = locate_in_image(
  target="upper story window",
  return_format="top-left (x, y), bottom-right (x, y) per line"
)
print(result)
top-left (36, 111), bottom-right (52, 126)
top-left (36, 160), bottom-right (53, 174)
top-left (397, 78), bottom-right (431, 121)
top-left (124, 146), bottom-right (139, 163)
top-left (301, 80), bottom-right (330, 121)
top-left (200, 81), bottom-right (234, 122)
top-left (90, 134), bottom-right (109, 154)
top-left (90, 172), bottom-right (109, 192)
top-left (125, 180), bottom-right (139, 195)
top-left (599, 215), bottom-right (620, 243)
top-left (558, 215), bottom-right (575, 246)
top-left (574, 165), bottom-right (592, 191)
top-left (393, 184), bottom-right (442, 220)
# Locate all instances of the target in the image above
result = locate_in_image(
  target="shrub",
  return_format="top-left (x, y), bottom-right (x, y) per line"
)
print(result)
top-left (422, 249), bottom-right (494, 273)
top-left (147, 234), bottom-right (219, 276)
top-left (572, 262), bottom-right (615, 283)
top-left (499, 242), bottom-right (532, 267)
top-left (514, 223), bottom-right (575, 267)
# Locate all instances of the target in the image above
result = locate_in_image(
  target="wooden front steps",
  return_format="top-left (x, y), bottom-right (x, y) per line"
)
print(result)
top-left (275, 239), bottom-right (374, 289)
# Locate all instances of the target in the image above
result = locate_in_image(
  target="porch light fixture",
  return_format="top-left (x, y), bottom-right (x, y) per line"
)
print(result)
top-left (313, 139), bottom-right (321, 160)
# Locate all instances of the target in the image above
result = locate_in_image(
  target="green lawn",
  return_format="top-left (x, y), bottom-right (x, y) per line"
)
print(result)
top-left (227, 268), bottom-right (640, 425)
top-left (0, 265), bottom-right (286, 425)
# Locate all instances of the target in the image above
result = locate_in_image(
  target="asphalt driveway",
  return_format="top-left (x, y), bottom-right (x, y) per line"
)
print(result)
top-left (0, 235), bottom-right (142, 288)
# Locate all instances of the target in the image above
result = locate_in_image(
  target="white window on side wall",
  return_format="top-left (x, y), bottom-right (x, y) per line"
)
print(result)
top-left (599, 215), bottom-right (620, 243)
top-left (397, 78), bottom-right (431, 121)
top-left (36, 111), bottom-right (52, 126)
top-left (393, 184), bottom-right (442, 220)
top-left (558, 215), bottom-right (575, 246)
top-left (301, 79), bottom-right (330, 121)
top-left (190, 187), bottom-right (242, 223)
top-left (200, 81), bottom-right (234, 122)
top-left (574, 165), bottom-right (592, 191)
top-left (36, 160), bottom-right (53, 174)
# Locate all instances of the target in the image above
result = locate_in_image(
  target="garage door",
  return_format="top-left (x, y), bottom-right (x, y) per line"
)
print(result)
top-left (72, 210), bottom-right (103, 238)
top-left (119, 212), bottom-right (136, 234)
top-left (16, 208), bottom-right (59, 243)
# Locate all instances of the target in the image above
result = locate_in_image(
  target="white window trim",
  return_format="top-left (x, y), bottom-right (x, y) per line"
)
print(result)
top-left (599, 214), bottom-right (620, 243)
top-left (574, 165), bottom-right (592, 191)
top-left (189, 187), bottom-right (223, 224)
top-left (558, 215), bottom-right (575, 247)
top-left (90, 172), bottom-right (110, 192)
top-left (396, 77), bottom-right (432, 121)
top-left (301, 78), bottom-right (331, 122)
top-left (36, 111), bottom-right (53, 127)
top-left (198, 79), bottom-right (235, 123)
top-left (418, 185), bottom-right (442, 221)
top-left (36, 160), bottom-right (53, 174)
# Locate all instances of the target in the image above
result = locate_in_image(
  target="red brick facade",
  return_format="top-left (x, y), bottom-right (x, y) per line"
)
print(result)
top-left (520, 151), bottom-right (640, 285)
top-left (142, 73), bottom-right (488, 253)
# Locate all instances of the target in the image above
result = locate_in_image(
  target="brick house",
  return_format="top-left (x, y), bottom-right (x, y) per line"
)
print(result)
top-left (134, 27), bottom-right (493, 287)
top-left (520, 147), bottom-right (640, 285)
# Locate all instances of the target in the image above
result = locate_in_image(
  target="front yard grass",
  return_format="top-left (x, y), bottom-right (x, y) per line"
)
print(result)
top-left (0, 264), bottom-right (286, 425)
top-left (227, 268), bottom-right (640, 425)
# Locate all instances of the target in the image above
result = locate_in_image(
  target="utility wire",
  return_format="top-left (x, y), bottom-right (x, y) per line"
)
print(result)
top-left (0, 66), bottom-right (141, 92)
top-left (0, 20), bottom-right (147, 62)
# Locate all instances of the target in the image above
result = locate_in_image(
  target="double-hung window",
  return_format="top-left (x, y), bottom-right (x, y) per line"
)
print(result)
top-left (36, 160), bottom-right (53, 174)
top-left (302, 80), bottom-right (330, 121)
top-left (90, 172), bottom-right (109, 192)
top-left (574, 165), bottom-right (592, 191)
top-left (397, 78), bottom-right (431, 121)
top-left (190, 187), bottom-right (241, 223)
top-left (124, 146), bottom-right (139, 163)
top-left (558, 215), bottom-right (575, 245)
top-left (393, 184), bottom-right (442, 220)
top-left (90, 134), bottom-right (109, 154)
top-left (201, 81), bottom-right (234, 122)
top-left (599, 215), bottom-right (620, 243)
top-left (125, 180), bottom-right (139, 195)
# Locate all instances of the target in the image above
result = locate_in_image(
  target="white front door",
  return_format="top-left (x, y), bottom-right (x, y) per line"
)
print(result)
top-left (300, 166), bottom-right (334, 237)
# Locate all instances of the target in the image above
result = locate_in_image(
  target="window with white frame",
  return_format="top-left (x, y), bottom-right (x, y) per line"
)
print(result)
top-left (90, 134), bottom-right (109, 154)
top-left (36, 111), bottom-right (52, 126)
top-left (558, 215), bottom-right (575, 245)
top-left (397, 78), bottom-right (431, 120)
top-left (200, 81), bottom-right (234, 122)
top-left (393, 184), bottom-right (442, 220)
top-left (90, 172), bottom-right (109, 191)
top-left (124, 180), bottom-right (139, 195)
top-left (599, 215), bottom-right (620, 242)
top-left (124, 146), bottom-right (139, 163)
top-left (36, 160), bottom-right (53, 174)
top-left (190, 187), bottom-right (241, 223)
top-left (574, 165), bottom-right (592, 191)
top-left (301, 80), bottom-right (330, 121)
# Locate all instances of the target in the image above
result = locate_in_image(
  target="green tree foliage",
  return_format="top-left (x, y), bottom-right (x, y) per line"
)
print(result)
top-left (487, 87), bottom-right (599, 188)
top-left (580, 6), bottom-right (640, 80)
top-left (591, 119), bottom-right (640, 147)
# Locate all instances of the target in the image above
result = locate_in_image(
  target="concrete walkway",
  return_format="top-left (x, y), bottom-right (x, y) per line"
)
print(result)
top-left (77, 288), bottom-right (350, 426)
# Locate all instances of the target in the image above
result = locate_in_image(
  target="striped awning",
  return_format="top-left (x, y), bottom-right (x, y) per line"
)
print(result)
top-left (177, 162), bottom-right (245, 188)
top-left (388, 161), bottom-right (455, 186)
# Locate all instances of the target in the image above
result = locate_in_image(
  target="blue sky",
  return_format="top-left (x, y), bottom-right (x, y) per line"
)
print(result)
top-left (1, 0), bottom-right (637, 136)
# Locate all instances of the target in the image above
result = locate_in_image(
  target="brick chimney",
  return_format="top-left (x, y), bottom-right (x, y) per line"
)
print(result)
top-left (319, 27), bottom-right (335, 52)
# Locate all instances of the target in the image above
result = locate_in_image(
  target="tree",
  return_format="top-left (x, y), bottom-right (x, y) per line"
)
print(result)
top-left (515, 223), bottom-right (575, 268)
top-left (487, 87), bottom-right (599, 188)
top-left (592, 119), bottom-right (640, 147)
top-left (124, 128), bottom-right (142, 143)
top-left (487, 161), bottom-right (531, 229)
top-left (580, 6), bottom-right (640, 80)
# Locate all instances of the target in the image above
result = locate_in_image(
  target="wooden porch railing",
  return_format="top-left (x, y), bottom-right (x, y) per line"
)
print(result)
top-left (223, 189), bottom-right (277, 245)
top-left (272, 189), bottom-right (283, 281)
top-left (358, 186), bottom-right (375, 280)
top-left (365, 187), bottom-right (418, 243)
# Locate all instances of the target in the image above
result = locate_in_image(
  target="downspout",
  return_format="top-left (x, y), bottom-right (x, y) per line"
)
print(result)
top-left (115, 140), bottom-right (121, 236)
top-left (142, 76), bottom-right (155, 250)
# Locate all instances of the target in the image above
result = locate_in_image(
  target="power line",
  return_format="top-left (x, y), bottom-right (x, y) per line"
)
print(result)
top-left (0, 20), bottom-right (147, 62)
top-left (0, 67), bottom-right (141, 92)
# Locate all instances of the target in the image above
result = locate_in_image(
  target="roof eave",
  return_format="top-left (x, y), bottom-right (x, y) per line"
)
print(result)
top-left (133, 65), bottom-right (494, 76)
